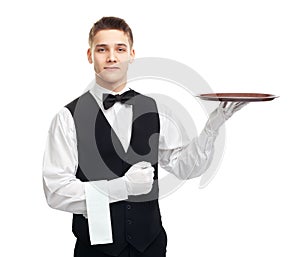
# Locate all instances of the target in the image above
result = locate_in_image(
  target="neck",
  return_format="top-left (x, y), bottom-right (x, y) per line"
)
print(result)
top-left (95, 75), bottom-right (127, 92)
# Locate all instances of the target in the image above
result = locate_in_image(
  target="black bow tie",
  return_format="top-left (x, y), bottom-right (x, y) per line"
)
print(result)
top-left (102, 89), bottom-right (136, 110)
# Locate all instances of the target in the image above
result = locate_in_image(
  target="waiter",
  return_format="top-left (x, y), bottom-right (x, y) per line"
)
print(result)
top-left (42, 16), bottom-right (247, 257)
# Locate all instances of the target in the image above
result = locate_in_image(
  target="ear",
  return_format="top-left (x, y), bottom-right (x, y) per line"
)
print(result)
top-left (129, 48), bottom-right (135, 63)
top-left (87, 48), bottom-right (93, 64)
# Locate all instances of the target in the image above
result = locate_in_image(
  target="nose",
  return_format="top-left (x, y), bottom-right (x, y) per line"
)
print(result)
top-left (107, 50), bottom-right (117, 63)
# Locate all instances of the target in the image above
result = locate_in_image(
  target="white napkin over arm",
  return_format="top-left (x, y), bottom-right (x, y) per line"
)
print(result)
top-left (84, 181), bottom-right (113, 245)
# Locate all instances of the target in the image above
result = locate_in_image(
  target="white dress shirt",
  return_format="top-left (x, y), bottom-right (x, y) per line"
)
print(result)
top-left (42, 83), bottom-right (217, 215)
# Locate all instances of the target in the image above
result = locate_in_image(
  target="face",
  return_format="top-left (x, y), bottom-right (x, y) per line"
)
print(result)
top-left (87, 29), bottom-right (135, 91)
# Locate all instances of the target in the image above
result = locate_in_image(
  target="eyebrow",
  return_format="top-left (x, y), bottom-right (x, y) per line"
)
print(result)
top-left (95, 43), bottom-right (128, 48)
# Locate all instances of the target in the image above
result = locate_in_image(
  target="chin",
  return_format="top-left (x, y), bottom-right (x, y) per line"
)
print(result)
top-left (104, 77), bottom-right (124, 84)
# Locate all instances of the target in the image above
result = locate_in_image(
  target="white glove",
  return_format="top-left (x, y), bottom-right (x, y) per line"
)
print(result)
top-left (122, 161), bottom-right (155, 196)
top-left (205, 101), bottom-right (248, 135)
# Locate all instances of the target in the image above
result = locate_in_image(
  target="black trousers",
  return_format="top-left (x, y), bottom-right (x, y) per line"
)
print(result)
top-left (74, 228), bottom-right (167, 257)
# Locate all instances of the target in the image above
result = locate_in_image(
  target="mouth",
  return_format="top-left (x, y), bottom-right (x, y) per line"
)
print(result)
top-left (104, 66), bottom-right (120, 70)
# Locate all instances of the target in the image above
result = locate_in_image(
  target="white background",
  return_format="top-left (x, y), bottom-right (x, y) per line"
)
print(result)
top-left (0, 0), bottom-right (299, 256)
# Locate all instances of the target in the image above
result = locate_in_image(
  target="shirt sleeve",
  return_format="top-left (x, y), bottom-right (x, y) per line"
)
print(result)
top-left (42, 107), bottom-right (128, 214)
top-left (42, 107), bottom-right (88, 214)
top-left (158, 105), bottom-right (217, 180)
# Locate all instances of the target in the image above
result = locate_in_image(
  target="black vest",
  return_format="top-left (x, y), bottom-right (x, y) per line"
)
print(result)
top-left (65, 90), bottom-right (162, 256)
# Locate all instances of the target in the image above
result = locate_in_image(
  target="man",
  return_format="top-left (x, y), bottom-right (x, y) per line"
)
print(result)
top-left (43, 16), bottom-right (247, 257)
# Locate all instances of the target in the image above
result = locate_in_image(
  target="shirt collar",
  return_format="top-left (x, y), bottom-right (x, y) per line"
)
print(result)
top-left (90, 82), bottom-right (131, 102)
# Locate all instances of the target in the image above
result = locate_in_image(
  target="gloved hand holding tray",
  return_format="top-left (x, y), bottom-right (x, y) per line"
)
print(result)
top-left (196, 92), bottom-right (278, 189)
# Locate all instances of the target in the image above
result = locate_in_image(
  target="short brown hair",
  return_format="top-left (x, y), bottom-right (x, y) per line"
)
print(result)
top-left (88, 16), bottom-right (134, 48)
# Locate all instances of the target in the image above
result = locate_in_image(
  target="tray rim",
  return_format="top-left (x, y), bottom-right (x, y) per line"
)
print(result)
top-left (197, 93), bottom-right (279, 102)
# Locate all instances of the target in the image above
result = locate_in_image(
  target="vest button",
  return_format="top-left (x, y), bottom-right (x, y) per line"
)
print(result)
top-left (127, 204), bottom-right (131, 210)
top-left (127, 219), bottom-right (132, 225)
top-left (127, 235), bottom-right (132, 240)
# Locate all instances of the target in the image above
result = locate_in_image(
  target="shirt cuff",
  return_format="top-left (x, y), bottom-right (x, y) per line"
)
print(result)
top-left (107, 177), bottom-right (128, 203)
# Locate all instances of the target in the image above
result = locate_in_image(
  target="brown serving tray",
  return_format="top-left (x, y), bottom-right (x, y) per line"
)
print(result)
top-left (197, 93), bottom-right (278, 102)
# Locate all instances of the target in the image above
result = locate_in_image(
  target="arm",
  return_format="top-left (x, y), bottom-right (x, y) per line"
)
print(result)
top-left (42, 107), bottom-right (88, 214)
top-left (158, 102), bottom-right (247, 180)
top-left (42, 107), bottom-right (154, 211)
top-left (42, 108), bottom-right (130, 215)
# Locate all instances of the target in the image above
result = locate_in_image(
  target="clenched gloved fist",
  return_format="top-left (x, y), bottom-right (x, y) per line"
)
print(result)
top-left (122, 161), bottom-right (155, 196)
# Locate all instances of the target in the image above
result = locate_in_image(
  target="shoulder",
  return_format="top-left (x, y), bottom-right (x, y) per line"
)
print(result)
top-left (65, 97), bottom-right (79, 115)
top-left (64, 92), bottom-right (89, 116)
top-left (48, 107), bottom-right (75, 135)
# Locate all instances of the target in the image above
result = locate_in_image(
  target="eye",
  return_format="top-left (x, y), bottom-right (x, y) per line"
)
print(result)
top-left (96, 48), bottom-right (105, 52)
top-left (117, 48), bottom-right (126, 52)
